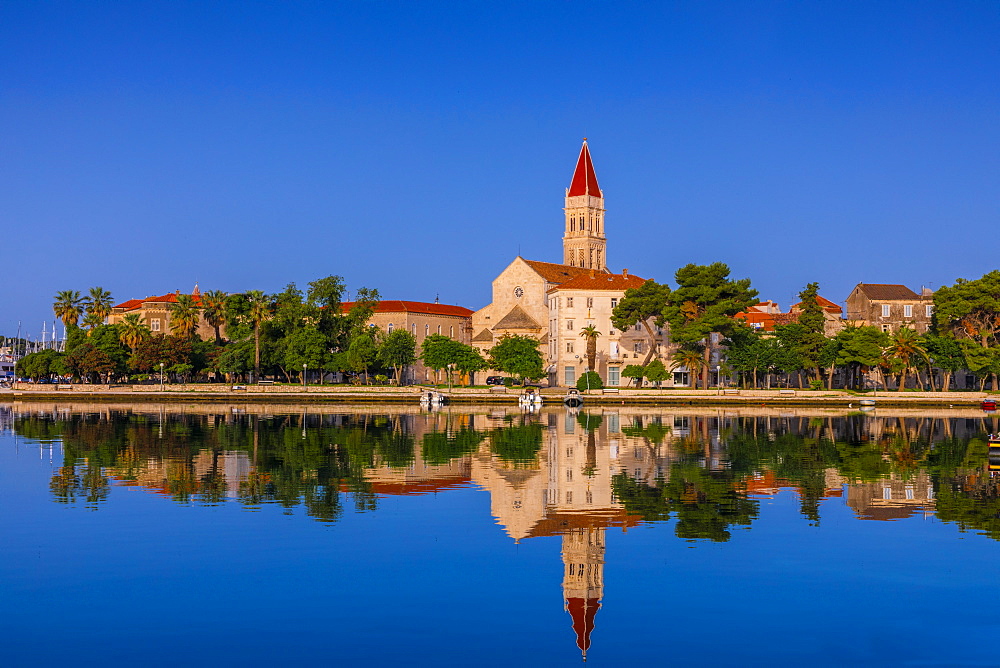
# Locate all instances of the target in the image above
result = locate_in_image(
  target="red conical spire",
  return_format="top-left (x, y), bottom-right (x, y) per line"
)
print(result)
top-left (567, 139), bottom-right (602, 198)
top-left (566, 596), bottom-right (601, 660)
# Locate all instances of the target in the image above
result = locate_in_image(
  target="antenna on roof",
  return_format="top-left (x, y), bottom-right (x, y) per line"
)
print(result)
top-left (435, 293), bottom-right (440, 304)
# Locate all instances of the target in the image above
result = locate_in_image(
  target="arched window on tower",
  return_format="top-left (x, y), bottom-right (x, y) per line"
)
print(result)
top-left (596, 249), bottom-right (602, 268)
top-left (578, 249), bottom-right (585, 266)
top-left (570, 217), bottom-right (575, 232)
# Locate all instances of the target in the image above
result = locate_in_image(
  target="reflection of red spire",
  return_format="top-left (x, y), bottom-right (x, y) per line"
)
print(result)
top-left (567, 140), bottom-right (602, 198)
top-left (566, 596), bottom-right (601, 660)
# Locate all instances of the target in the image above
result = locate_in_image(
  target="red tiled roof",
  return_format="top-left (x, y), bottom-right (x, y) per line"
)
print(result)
top-left (143, 293), bottom-right (204, 306)
top-left (113, 299), bottom-right (144, 311)
top-left (522, 259), bottom-right (595, 284)
top-left (855, 284), bottom-right (921, 300)
top-left (790, 294), bottom-right (843, 314)
top-left (341, 300), bottom-right (473, 318)
top-left (548, 271), bottom-right (647, 293)
top-left (567, 140), bottom-right (602, 198)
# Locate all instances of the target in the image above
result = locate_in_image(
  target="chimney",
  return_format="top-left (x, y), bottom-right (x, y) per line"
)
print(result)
top-left (622, 268), bottom-right (628, 278)
top-left (590, 269), bottom-right (596, 279)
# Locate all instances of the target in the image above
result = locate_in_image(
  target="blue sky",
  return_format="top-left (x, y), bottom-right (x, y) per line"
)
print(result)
top-left (2, 1), bottom-right (998, 338)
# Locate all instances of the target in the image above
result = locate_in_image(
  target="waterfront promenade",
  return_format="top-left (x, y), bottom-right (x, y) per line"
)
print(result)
top-left (4, 382), bottom-right (996, 408)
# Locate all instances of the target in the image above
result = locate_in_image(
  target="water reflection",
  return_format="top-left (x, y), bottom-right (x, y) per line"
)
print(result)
top-left (6, 402), bottom-right (1000, 659)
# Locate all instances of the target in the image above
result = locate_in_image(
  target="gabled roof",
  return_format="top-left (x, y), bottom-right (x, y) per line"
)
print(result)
top-left (471, 328), bottom-right (494, 342)
top-left (567, 139), bottom-right (602, 198)
top-left (522, 259), bottom-right (596, 284)
top-left (144, 292), bottom-right (204, 306)
top-left (549, 271), bottom-right (646, 293)
top-left (342, 300), bottom-right (473, 318)
top-left (493, 305), bottom-right (542, 331)
top-left (854, 284), bottom-right (921, 301)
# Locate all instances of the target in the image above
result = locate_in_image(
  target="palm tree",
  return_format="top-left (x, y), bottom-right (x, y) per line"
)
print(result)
top-left (578, 325), bottom-right (601, 372)
top-left (85, 287), bottom-right (115, 325)
top-left (202, 290), bottom-right (228, 344)
top-left (672, 347), bottom-right (707, 388)
top-left (169, 294), bottom-right (200, 338)
top-left (53, 290), bottom-right (85, 327)
top-left (245, 290), bottom-right (271, 379)
top-left (82, 311), bottom-right (105, 332)
top-left (885, 327), bottom-right (928, 390)
top-left (118, 313), bottom-right (150, 351)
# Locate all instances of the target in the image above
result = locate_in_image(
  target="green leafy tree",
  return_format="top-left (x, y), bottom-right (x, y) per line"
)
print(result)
top-left (347, 329), bottom-right (379, 383)
top-left (378, 329), bottom-right (417, 384)
top-left (663, 263), bottom-right (757, 389)
top-left (925, 334), bottom-right (966, 391)
top-left (884, 327), bottom-right (929, 390)
top-left (724, 325), bottom-right (773, 388)
top-left (488, 335), bottom-right (545, 382)
top-left (644, 359), bottom-right (669, 388)
top-left (421, 334), bottom-right (464, 383)
top-left (576, 370), bottom-right (603, 391)
top-left (621, 364), bottom-right (645, 387)
top-left (453, 344), bottom-right (487, 385)
top-left (15, 349), bottom-right (65, 380)
top-left (64, 342), bottom-right (115, 383)
top-left (794, 282), bottom-right (828, 382)
top-left (611, 279), bottom-right (671, 366)
top-left (834, 326), bottom-right (890, 390)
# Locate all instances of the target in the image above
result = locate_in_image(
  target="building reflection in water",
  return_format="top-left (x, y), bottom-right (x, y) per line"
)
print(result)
top-left (10, 403), bottom-right (1000, 659)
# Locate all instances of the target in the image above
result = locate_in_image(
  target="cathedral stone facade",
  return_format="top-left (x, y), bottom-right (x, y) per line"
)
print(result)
top-left (473, 140), bottom-right (669, 386)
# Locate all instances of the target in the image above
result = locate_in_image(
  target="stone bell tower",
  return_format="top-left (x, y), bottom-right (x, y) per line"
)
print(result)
top-left (563, 139), bottom-right (607, 271)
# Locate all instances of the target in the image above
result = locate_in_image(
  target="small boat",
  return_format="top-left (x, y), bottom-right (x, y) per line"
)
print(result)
top-left (518, 387), bottom-right (542, 408)
top-left (982, 399), bottom-right (997, 411)
top-left (859, 398), bottom-right (876, 407)
top-left (419, 390), bottom-right (448, 407)
top-left (563, 388), bottom-right (584, 407)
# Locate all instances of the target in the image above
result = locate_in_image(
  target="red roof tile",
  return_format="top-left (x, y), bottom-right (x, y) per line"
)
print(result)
top-left (567, 140), bottom-right (602, 198)
top-left (113, 299), bottom-right (144, 311)
top-left (522, 259), bottom-right (595, 284)
top-left (548, 271), bottom-right (647, 293)
top-left (341, 300), bottom-right (473, 318)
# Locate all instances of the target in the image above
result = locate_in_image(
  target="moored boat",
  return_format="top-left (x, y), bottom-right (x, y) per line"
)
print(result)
top-left (518, 387), bottom-right (542, 408)
top-left (563, 388), bottom-right (583, 407)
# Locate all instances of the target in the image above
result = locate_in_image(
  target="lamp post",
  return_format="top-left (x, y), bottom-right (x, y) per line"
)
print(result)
top-left (447, 363), bottom-right (454, 395)
top-left (159, 362), bottom-right (164, 391)
top-left (303, 363), bottom-right (307, 391)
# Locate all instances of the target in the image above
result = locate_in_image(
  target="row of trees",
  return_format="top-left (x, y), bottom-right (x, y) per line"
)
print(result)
top-left (606, 264), bottom-right (1000, 391)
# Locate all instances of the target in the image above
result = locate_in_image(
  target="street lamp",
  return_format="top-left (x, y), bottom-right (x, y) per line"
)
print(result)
top-left (303, 363), bottom-right (307, 391)
top-left (159, 362), bottom-right (164, 391)
top-left (447, 363), bottom-right (454, 395)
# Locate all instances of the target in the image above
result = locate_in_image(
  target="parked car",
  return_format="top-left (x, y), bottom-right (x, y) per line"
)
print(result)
top-left (485, 376), bottom-right (506, 385)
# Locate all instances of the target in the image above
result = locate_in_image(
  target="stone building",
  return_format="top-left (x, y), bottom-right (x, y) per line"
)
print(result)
top-left (109, 284), bottom-right (218, 341)
top-left (546, 269), bottom-right (659, 387)
top-left (342, 299), bottom-right (473, 384)
top-left (845, 283), bottom-right (934, 333)
top-left (472, 140), bottom-right (676, 386)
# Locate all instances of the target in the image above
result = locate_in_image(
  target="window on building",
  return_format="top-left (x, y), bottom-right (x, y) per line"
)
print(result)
top-left (926, 304), bottom-right (933, 317)
top-left (634, 341), bottom-right (645, 354)
top-left (567, 297), bottom-right (573, 308)
top-left (425, 324), bottom-right (429, 336)
top-left (611, 298), bottom-right (618, 308)
top-left (449, 326), bottom-right (454, 338)
top-left (578, 249), bottom-right (585, 265)
top-left (567, 320), bottom-right (574, 330)
top-left (635, 323), bottom-right (642, 331)
top-left (586, 297), bottom-right (593, 308)
top-left (904, 305), bottom-right (912, 318)
top-left (881, 324), bottom-right (891, 333)
top-left (586, 491), bottom-right (593, 504)
top-left (566, 342), bottom-right (574, 353)
top-left (151, 319), bottom-right (161, 332)
top-left (565, 366), bottom-right (576, 385)
top-left (882, 304), bottom-right (891, 318)
top-left (608, 366), bottom-right (620, 386)
top-left (566, 491), bottom-right (573, 503)
top-left (570, 217), bottom-right (575, 231)
top-left (387, 323), bottom-right (394, 333)
top-left (437, 325), bottom-right (442, 335)
top-left (566, 468), bottom-right (573, 482)
top-left (596, 249), bottom-right (602, 266)
top-left (412, 323), bottom-right (417, 335)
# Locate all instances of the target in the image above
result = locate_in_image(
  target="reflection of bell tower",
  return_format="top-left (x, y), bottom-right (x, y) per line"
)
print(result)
top-left (563, 139), bottom-right (607, 270)
top-left (562, 527), bottom-right (605, 661)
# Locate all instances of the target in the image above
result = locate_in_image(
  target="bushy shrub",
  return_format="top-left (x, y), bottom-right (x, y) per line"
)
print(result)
top-left (576, 371), bottom-right (604, 391)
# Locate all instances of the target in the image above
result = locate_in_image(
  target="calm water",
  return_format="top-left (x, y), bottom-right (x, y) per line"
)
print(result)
top-left (3, 402), bottom-right (1000, 667)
